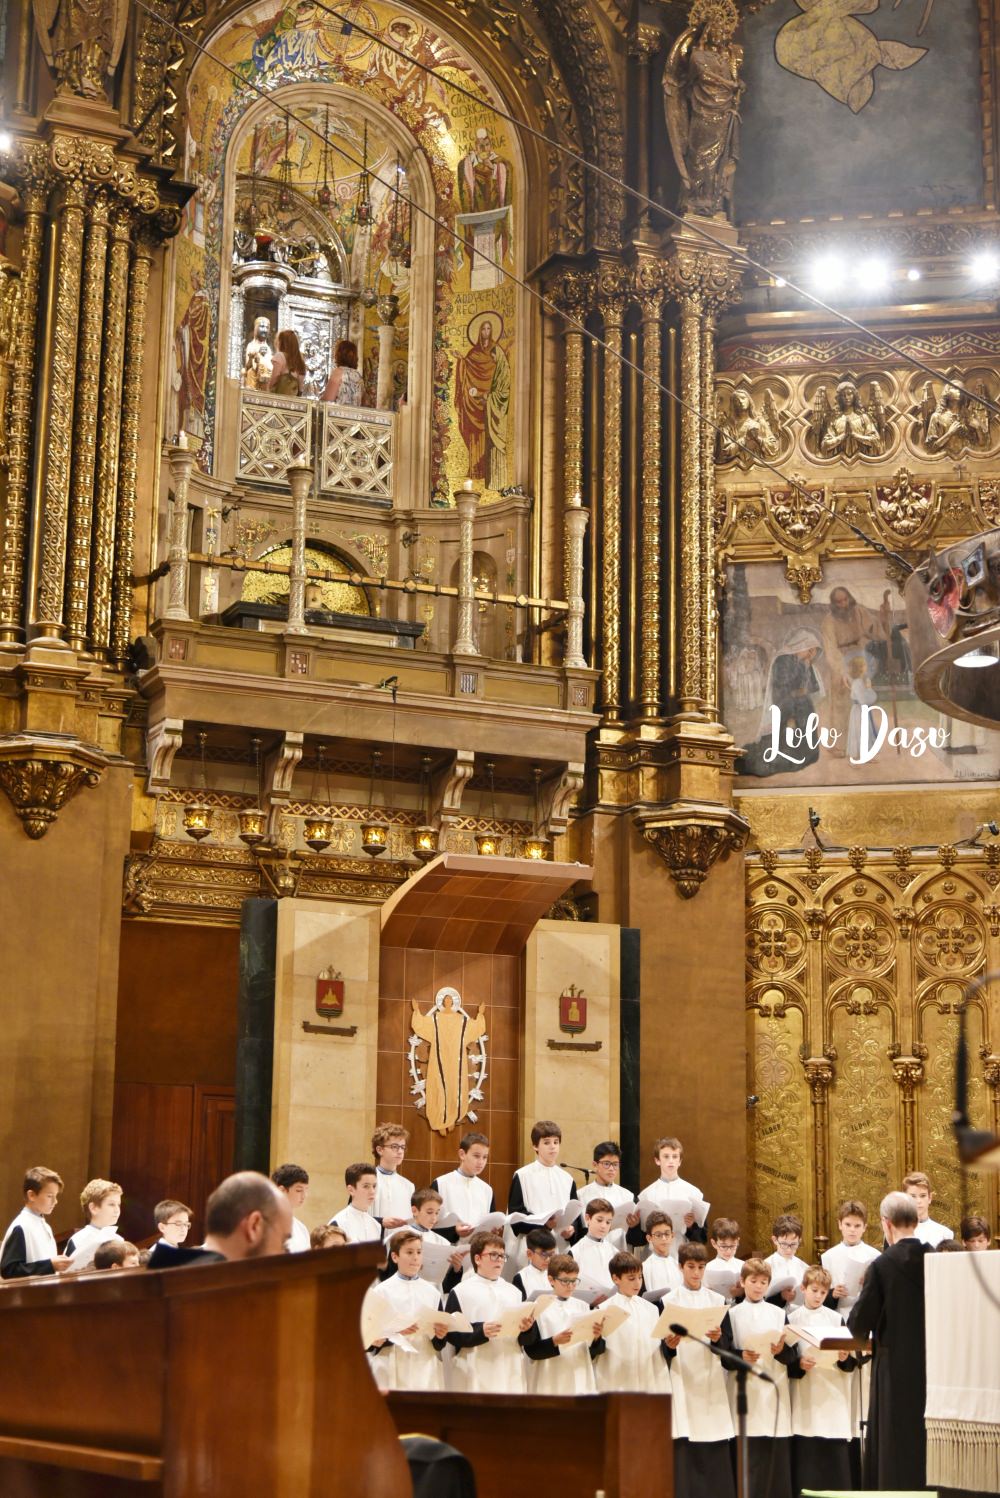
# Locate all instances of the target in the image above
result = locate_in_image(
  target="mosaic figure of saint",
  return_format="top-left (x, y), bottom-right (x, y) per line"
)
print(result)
top-left (455, 314), bottom-right (510, 490)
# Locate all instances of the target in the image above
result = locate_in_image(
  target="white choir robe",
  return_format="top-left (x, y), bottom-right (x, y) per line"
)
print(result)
top-left (65, 1223), bottom-right (121, 1271)
top-left (786, 1304), bottom-right (854, 1440)
top-left (527, 1297), bottom-right (598, 1395)
top-left (579, 1180), bottom-right (635, 1251)
top-left (367, 1272), bottom-right (445, 1391)
top-left (512, 1262), bottom-right (551, 1299)
top-left (763, 1250), bottom-right (809, 1299)
top-left (706, 1255), bottom-right (745, 1302)
top-left (1, 1207), bottom-right (57, 1276)
top-left (820, 1239), bottom-right (879, 1312)
top-left (639, 1176), bottom-right (706, 1254)
top-left (329, 1203), bottom-right (382, 1244)
top-left (373, 1170), bottom-right (415, 1222)
top-left (662, 1287), bottom-right (735, 1442)
top-left (594, 1292), bottom-right (670, 1394)
top-left (915, 1216), bottom-right (953, 1247)
top-left (431, 1169), bottom-right (494, 1228)
top-left (643, 1251), bottom-right (683, 1296)
top-left (507, 1159), bottom-right (576, 1268)
top-left (727, 1298), bottom-right (792, 1437)
top-left (571, 1235), bottom-right (616, 1290)
top-left (446, 1274), bottom-right (529, 1394)
top-left (287, 1216), bottom-right (311, 1254)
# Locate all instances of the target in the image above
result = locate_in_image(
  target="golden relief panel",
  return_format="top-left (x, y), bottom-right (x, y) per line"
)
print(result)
top-left (746, 845), bottom-right (1000, 1253)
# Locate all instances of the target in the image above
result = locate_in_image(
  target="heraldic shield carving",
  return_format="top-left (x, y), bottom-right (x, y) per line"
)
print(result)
top-left (408, 986), bottom-right (488, 1136)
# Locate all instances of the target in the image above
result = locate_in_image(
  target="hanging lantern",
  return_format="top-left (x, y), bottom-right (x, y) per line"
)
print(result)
top-left (183, 731), bottom-right (213, 842)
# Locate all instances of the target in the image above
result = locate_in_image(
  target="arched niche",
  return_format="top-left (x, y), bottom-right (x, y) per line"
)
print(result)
top-left (241, 541), bottom-right (371, 617)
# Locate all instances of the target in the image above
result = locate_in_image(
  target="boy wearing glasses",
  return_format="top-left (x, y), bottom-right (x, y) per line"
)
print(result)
top-left (512, 1228), bottom-right (557, 1298)
top-left (578, 1141), bottom-right (639, 1250)
top-left (154, 1199), bottom-right (193, 1249)
top-left (372, 1123), bottom-right (414, 1230)
top-left (444, 1230), bottom-right (538, 1392)
top-left (524, 1253), bottom-right (605, 1394)
top-left (642, 1211), bottom-right (683, 1295)
top-left (765, 1214), bottom-right (809, 1306)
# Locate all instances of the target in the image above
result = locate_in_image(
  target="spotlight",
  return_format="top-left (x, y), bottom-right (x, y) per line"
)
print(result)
top-left (0, 131), bottom-right (13, 154)
top-left (955, 642), bottom-right (1000, 668)
top-left (773, 276), bottom-right (787, 289)
top-left (855, 257), bottom-right (890, 292)
top-left (809, 254), bottom-right (845, 293)
top-left (970, 252), bottom-right (1000, 284)
top-left (906, 266), bottom-right (922, 282)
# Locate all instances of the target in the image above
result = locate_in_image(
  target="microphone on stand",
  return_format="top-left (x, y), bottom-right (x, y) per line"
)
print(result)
top-left (669, 1323), bottom-right (775, 1384)
top-left (565, 1165), bottom-right (592, 1183)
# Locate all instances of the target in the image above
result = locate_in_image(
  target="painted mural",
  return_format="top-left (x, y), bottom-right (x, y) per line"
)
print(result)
top-left (724, 557), bottom-right (1000, 788)
top-left (737, 0), bottom-right (983, 221)
top-left (172, 0), bottom-right (520, 502)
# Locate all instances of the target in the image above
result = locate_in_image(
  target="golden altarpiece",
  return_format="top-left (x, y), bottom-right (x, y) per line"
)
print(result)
top-left (0, 0), bottom-right (997, 1246)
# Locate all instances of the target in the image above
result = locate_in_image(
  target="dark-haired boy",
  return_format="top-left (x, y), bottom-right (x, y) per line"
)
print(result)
top-left (431, 1131), bottom-right (496, 1244)
top-left (154, 1199), bottom-right (193, 1249)
top-left (329, 1162), bottom-right (382, 1243)
top-left (578, 1141), bottom-right (639, 1249)
top-left (962, 1213), bottom-right (992, 1250)
top-left (571, 1197), bottom-right (617, 1290)
top-left (512, 1228), bottom-right (557, 1298)
top-left (638, 1136), bottom-right (708, 1254)
top-left (271, 1163), bottom-right (311, 1252)
top-left (443, 1230), bottom-right (537, 1393)
top-left (524, 1253), bottom-right (605, 1394)
top-left (662, 1242), bottom-right (736, 1498)
top-left (507, 1120), bottom-right (578, 1266)
top-left (1, 1167), bottom-right (70, 1279)
top-left (821, 1198), bottom-right (879, 1311)
top-left (593, 1251), bottom-right (670, 1392)
top-left (366, 1230), bottom-right (449, 1391)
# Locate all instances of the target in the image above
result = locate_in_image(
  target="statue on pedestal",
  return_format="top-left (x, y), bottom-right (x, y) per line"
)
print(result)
top-left (663, 0), bottom-right (744, 218)
top-left (242, 317), bottom-right (273, 391)
top-left (33, 1), bottom-right (129, 101)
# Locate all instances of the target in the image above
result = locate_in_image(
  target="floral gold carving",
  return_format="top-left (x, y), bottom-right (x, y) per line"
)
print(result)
top-left (0, 742), bottom-right (104, 837)
top-left (640, 808), bottom-right (749, 898)
top-left (875, 468), bottom-right (934, 540)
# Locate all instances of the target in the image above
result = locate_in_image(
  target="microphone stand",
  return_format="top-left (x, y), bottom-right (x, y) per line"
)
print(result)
top-left (669, 1324), bottom-right (771, 1498)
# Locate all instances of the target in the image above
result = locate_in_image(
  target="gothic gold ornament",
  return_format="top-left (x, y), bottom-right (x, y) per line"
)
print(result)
top-left (0, 736), bottom-right (104, 838)
top-left (637, 805), bottom-right (749, 898)
top-left (33, 0), bottom-right (129, 101)
top-left (408, 986), bottom-right (488, 1135)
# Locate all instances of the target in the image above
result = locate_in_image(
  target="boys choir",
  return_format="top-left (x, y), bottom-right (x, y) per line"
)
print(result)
top-left (2, 1120), bottom-right (995, 1498)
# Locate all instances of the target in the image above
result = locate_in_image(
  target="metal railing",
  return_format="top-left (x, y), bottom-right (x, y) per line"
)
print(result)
top-left (236, 388), bottom-right (393, 503)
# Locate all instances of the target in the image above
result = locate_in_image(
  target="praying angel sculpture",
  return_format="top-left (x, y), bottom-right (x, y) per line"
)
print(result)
top-left (33, 1), bottom-right (129, 101)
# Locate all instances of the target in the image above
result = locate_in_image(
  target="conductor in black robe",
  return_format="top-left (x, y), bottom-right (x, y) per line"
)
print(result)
top-left (848, 1190), bottom-right (931, 1490)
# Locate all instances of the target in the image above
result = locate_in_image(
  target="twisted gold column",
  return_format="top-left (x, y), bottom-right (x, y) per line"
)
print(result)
top-left (65, 188), bottom-right (111, 651)
top-left (111, 227), bottom-right (155, 665)
top-left (640, 290), bottom-right (664, 720)
top-left (90, 205), bottom-right (131, 658)
top-left (0, 179), bottom-right (46, 645)
top-left (677, 293), bottom-right (703, 712)
top-left (600, 292), bottom-right (625, 723)
top-left (700, 312), bottom-right (718, 714)
top-left (35, 175), bottom-right (86, 641)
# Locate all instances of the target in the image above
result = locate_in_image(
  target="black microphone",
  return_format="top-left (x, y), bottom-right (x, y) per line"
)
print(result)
top-left (669, 1323), bottom-right (775, 1383)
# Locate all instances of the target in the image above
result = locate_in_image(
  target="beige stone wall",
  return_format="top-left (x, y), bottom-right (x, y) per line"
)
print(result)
top-left (272, 898), bottom-right (380, 1225)
top-left (522, 920), bottom-right (621, 1171)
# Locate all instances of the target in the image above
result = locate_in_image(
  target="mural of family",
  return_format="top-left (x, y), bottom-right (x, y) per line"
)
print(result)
top-left (725, 561), bottom-right (1000, 786)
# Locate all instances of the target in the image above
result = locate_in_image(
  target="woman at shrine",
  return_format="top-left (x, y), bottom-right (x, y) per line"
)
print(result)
top-left (322, 338), bottom-right (366, 406)
top-left (267, 328), bottom-right (307, 397)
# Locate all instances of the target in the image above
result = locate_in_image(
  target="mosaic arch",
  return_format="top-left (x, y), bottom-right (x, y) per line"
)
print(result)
top-left (171, 0), bottom-right (524, 503)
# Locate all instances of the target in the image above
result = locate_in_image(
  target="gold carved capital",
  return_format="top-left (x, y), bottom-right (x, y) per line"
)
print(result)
top-left (596, 258), bottom-right (632, 323)
top-left (891, 1056), bottom-right (925, 1098)
top-left (548, 269), bottom-right (596, 323)
top-left (636, 801), bottom-right (749, 898)
top-left (803, 1057), bottom-right (835, 1100)
top-left (0, 733), bottom-right (105, 838)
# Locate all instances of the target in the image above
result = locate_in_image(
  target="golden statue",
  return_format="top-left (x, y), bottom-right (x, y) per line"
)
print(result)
top-left (33, 1), bottom-right (129, 101)
top-left (663, 0), bottom-right (744, 218)
top-left (242, 316), bottom-right (274, 391)
top-left (717, 386), bottom-right (781, 467)
top-left (409, 987), bottom-right (487, 1136)
top-left (810, 377), bottom-right (889, 460)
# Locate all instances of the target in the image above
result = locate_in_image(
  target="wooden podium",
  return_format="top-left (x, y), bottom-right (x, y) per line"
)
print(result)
top-left (0, 1245), bottom-right (410, 1497)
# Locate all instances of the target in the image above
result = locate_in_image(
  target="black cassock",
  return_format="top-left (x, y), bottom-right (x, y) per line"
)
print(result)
top-left (848, 1236), bottom-right (930, 1490)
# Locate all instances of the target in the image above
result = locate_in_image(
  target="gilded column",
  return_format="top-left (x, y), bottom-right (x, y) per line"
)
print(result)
top-left (35, 160), bottom-right (86, 641)
top-left (110, 225), bottom-right (155, 666)
top-left (89, 204), bottom-right (131, 657)
top-left (599, 267), bottom-right (628, 724)
top-left (164, 443), bottom-right (195, 621)
top-left (453, 478), bottom-right (479, 656)
top-left (65, 187), bottom-right (111, 651)
top-left (557, 271), bottom-right (591, 670)
top-left (0, 167), bottom-right (46, 645)
top-left (677, 291), bottom-right (702, 712)
top-left (564, 506), bottom-right (588, 669)
top-left (893, 1057), bottom-right (924, 1176)
top-left (286, 463), bottom-right (311, 635)
top-left (638, 270), bottom-right (664, 720)
top-left (804, 1057), bottom-right (834, 1255)
top-left (700, 310), bottom-right (718, 713)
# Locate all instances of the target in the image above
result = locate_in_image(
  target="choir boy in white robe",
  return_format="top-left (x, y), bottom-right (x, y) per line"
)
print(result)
top-left (65, 1179), bottom-right (124, 1271)
top-left (706, 1217), bottom-right (745, 1302)
top-left (571, 1198), bottom-right (617, 1290)
top-left (329, 1162), bottom-right (383, 1244)
top-left (821, 1198), bottom-right (879, 1313)
top-left (636, 1136), bottom-right (707, 1254)
top-left (398, 1188), bottom-right (466, 1292)
top-left (444, 1231), bottom-right (537, 1393)
top-left (372, 1123), bottom-right (414, 1229)
top-left (578, 1141), bottom-right (639, 1250)
top-left (641, 1212), bottom-right (683, 1296)
top-left (271, 1163), bottom-right (311, 1253)
top-left (1, 1166), bottom-right (70, 1279)
top-left (786, 1264), bottom-right (856, 1493)
top-left (593, 1251), bottom-right (670, 1394)
top-left (511, 1229), bottom-right (557, 1298)
top-left (524, 1253), bottom-right (605, 1394)
top-left (507, 1119), bottom-right (578, 1266)
top-left (902, 1170), bottom-right (952, 1247)
top-left (662, 1242), bottom-right (736, 1498)
top-left (727, 1258), bottom-right (795, 1498)
top-left (962, 1213), bottom-right (992, 1250)
top-left (431, 1131), bottom-right (495, 1244)
top-left (153, 1199), bottom-right (193, 1251)
top-left (367, 1231), bottom-right (449, 1391)
top-left (764, 1213), bottom-right (809, 1307)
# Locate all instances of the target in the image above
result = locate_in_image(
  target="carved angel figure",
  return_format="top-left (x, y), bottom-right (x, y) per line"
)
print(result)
top-left (717, 386), bottom-right (780, 466)
top-left (811, 377), bottom-right (887, 459)
top-left (918, 380), bottom-right (992, 457)
top-left (663, 0), bottom-right (744, 218)
top-left (33, 0), bottom-right (128, 100)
